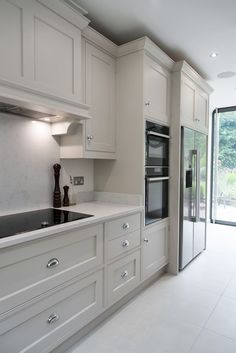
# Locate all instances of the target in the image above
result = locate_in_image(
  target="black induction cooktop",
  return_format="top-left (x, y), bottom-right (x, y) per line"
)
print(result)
top-left (0, 208), bottom-right (93, 239)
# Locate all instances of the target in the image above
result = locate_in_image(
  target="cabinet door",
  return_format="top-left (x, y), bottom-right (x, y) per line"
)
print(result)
top-left (144, 55), bottom-right (170, 124)
top-left (0, 0), bottom-right (30, 83)
top-left (85, 43), bottom-right (116, 153)
top-left (142, 221), bottom-right (168, 280)
top-left (194, 89), bottom-right (209, 132)
top-left (181, 76), bottom-right (195, 127)
top-left (31, 1), bottom-right (81, 100)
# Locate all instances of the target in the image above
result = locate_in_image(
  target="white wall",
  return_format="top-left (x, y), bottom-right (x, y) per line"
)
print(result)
top-left (60, 159), bottom-right (94, 203)
top-left (0, 114), bottom-right (94, 215)
top-left (0, 114), bottom-right (60, 214)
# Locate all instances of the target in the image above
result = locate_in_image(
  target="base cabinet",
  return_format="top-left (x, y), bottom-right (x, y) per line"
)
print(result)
top-left (0, 270), bottom-right (103, 353)
top-left (142, 221), bottom-right (168, 280)
top-left (107, 251), bottom-right (140, 305)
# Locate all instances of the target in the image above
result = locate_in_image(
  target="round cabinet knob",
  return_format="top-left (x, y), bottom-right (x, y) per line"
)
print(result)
top-left (121, 270), bottom-right (128, 278)
top-left (122, 222), bottom-right (130, 230)
top-left (47, 258), bottom-right (59, 268)
top-left (143, 238), bottom-right (149, 243)
top-left (47, 313), bottom-right (60, 324)
top-left (145, 101), bottom-right (151, 106)
top-left (122, 240), bottom-right (130, 248)
top-left (87, 135), bottom-right (94, 142)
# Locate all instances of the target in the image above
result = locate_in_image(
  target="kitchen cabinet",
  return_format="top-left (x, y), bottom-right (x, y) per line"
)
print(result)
top-left (169, 61), bottom-right (212, 274)
top-left (0, 270), bottom-right (103, 353)
top-left (144, 54), bottom-right (171, 124)
top-left (0, 0), bottom-right (88, 103)
top-left (59, 35), bottom-right (117, 159)
top-left (85, 42), bottom-right (116, 153)
top-left (181, 74), bottom-right (209, 133)
top-left (107, 250), bottom-right (140, 305)
top-left (142, 221), bottom-right (168, 280)
top-left (0, 210), bottom-right (146, 353)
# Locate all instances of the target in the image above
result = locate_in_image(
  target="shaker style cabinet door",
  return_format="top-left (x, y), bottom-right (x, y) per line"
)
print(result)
top-left (0, 0), bottom-right (82, 101)
top-left (0, 0), bottom-right (29, 83)
top-left (142, 221), bottom-right (168, 280)
top-left (30, 1), bottom-right (82, 101)
top-left (85, 42), bottom-right (116, 153)
top-left (181, 75), bottom-right (209, 133)
top-left (144, 54), bottom-right (170, 124)
top-left (181, 76), bottom-right (195, 127)
top-left (194, 89), bottom-right (209, 132)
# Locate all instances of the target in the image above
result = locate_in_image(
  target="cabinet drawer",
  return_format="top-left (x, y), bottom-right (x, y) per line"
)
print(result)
top-left (108, 230), bottom-right (140, 260)
top-left (0, 270), bottom-right (103, 353)
top-left (107, 251), bottom-right (140, 305)
top-left (0, 224), bottom-right (103, 314)
top-left (106, 213), bottom-right (141, 240)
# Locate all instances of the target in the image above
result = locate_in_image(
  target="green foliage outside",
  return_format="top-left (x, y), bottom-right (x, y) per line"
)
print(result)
top-left (217, 111), bottom-right (236, 202)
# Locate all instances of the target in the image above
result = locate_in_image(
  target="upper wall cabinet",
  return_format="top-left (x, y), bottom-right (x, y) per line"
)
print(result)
top-left (85, 42), bottom-right (116, 153)
top-left (0, 0), bottom-right (89, 103)
top-left (181, 74), bottom-right (209, 133)
top-left (144, 54), bottom-right (171, 125)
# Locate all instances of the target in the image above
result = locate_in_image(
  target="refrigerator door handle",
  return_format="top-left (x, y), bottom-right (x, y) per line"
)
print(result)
top-left (196, 149), bottom-right (201, 223)
top-left (191, 150), bottom-right (198, 222)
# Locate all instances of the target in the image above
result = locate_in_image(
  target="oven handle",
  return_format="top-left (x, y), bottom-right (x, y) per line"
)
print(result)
top-left (146, 177), bottom-right (170, 182)
top-left (147, 131), bottom-right (170, 139)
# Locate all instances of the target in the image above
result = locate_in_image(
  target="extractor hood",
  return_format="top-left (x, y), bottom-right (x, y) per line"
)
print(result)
top-left (0, 78), bottom-right (91, 132)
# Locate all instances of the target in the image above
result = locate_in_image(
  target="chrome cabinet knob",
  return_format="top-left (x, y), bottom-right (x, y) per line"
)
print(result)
top-left (122, 240), bottom-right (130, 248)
top-left (145, 100), bottom-right (151, 106)
top-left (47, 313), bottom-right (59, 324)
top-left (87, 135), bottom-right (94, 141)
top-left (122, 222), bottom-right (130, 230)
top-left (47, 258), bottom-right (59, 268)
top-left (121, 270), bottom-right (128, 278)
top-left (143, 238), bottom-right (149, 243)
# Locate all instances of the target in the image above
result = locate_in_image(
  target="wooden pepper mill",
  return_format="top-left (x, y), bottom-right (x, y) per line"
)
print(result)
top-left (53, 163), bottom-right (61, 208)
top-left (63, 185), bottom-right (70, 207)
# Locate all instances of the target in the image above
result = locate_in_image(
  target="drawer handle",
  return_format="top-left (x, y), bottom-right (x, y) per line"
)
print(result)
top-left (122, 223), bottom-right (130, 230)
top-left (144, 238), bottom-right (149, 243)
top-left (122, 240), bottom-right (130, 248)
top-left (121, 270), bottom-right (128, 278)
top-left (47, 258), bottom-right (59, 268)
top-left (47, 313), bottom-right (60, 324)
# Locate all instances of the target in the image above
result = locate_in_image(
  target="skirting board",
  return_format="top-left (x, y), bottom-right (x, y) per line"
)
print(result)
top-left (51, 266), bottom-right (167, 353)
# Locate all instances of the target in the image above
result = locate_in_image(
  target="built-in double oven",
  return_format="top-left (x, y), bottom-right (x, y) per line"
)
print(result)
top-left (145, 121), bottom-right (170, 225)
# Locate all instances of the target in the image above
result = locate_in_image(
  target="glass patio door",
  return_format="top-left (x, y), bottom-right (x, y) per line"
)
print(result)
top-left (211, 107), bottom-right (236, 225)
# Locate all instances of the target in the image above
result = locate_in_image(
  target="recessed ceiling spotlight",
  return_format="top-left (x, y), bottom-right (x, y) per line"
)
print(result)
top-left (209, 52), bottom-right (219, 58)
top-left (217, 71), bottom-right (236, 79)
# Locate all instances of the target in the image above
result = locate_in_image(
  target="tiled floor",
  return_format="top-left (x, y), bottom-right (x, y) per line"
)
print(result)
top-left (67, 223), bottom-right (236, 353)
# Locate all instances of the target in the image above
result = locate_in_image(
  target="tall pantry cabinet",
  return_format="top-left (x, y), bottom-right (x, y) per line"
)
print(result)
top-left (169, 61), bottom-right (213, 274)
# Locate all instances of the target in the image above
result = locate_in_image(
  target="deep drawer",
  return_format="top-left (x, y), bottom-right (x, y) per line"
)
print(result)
top-left (0, 224), bottom-right (103, 315)
top-left (107, 250), bottom-right (140, 305)
top-left (106, 213), bottom-right (141, 240)
top-left (107, 230), bottom-right (140, 260)
top-left (0, 270), bottom-right (103, 353)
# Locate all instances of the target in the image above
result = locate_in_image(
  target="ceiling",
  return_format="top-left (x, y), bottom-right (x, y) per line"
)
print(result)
top-left (77, 0), bottom-right (236, 111)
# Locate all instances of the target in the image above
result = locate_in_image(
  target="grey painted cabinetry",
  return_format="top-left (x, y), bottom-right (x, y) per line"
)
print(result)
top-left (0, 212), bottom-right (146, 353)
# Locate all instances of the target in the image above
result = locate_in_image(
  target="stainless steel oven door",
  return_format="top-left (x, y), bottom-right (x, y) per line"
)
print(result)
top-left (145, 176), bottom-right (169, 225)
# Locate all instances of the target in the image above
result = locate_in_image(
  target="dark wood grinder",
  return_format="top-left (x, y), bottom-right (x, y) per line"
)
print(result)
top-left (53, 163), bottom-right (61, 208)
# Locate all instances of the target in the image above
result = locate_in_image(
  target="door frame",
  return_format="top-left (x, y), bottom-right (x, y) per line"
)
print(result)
top-left (210, 105), bottom-right (236, 226)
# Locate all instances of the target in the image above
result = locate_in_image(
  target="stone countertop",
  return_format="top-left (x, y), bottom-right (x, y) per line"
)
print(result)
top-left (0, 202), bottom-right (144, 249)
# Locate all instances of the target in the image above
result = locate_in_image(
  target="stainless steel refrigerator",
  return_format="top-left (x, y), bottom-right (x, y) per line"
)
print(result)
top-left (179, 127), bottom-right (207, 270)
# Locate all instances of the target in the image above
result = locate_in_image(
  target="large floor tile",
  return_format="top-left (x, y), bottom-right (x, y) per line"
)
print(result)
top-left (70, 319), bottom-right (201, 353)
top-left (206, 297), bottom-right (236, 341)
top-left (190, 329), bottom-right (236, 353)
top-left (223, 274), bottom-right (236, 301)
